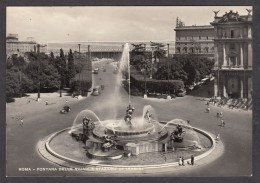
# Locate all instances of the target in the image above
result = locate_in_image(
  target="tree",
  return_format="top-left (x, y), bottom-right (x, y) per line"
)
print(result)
top-left (150, 42), bottom-right (166, 62)
top-left (67, 49), bottom-right (76, 86)
top-left (25, 52), bottom-right (61, 92)
top-left (58, 48), bottom-right (67, 88)
top-left (6, 70), bottom-right (33, 98)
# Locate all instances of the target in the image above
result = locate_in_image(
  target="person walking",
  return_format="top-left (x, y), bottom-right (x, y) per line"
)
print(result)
top-left (191, 155), bottom-right (194, 165)
top-left (182, 156), bottom-right (185, 166)
top-left (20, 118), bottom-right (24, 126)
top-left (220, 111), bottom-right (223, 118)
top-left (216, 134), bottom-right (220, 141)
top-left (221, 119), bottom-right (225, 127)
top-left (179, 156), bottom-right (182, 166)
top-left (206, 107), bottom-right (210, 113)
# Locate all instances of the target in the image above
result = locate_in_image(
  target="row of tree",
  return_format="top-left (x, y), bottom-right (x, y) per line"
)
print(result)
top-left (6, 49), bottom-right (78, 99)
top-left (130, 43), bottom-right (214, 86)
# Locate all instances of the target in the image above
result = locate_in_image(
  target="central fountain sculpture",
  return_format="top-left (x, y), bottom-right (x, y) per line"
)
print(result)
top-left (70, 102), bottom-right (193, 160)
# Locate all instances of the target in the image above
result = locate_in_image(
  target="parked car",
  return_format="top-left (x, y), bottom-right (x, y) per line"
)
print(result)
top-left (94, 68), bottom-right (99, 74)
top-left (177, 89), bottom-right (186, 97)
top-left (92, 86), bottom-right (101, 96)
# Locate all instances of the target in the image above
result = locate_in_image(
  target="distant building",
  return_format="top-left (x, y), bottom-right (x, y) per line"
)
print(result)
top-left (174, 17), bottom-right (215, 58)
top-left (211, 10), bottom-right (252, 98)
top-left (6, 34), bottom-right (47, 58)
top-left (47, 41), bottom-right (175, 59)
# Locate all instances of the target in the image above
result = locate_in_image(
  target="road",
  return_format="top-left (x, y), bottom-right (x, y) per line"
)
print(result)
top-left (6, 59), bottom-right (252, 177)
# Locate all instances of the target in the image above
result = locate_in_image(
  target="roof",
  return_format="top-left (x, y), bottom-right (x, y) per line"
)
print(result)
top-left (174, 25), bottom-right (214, 31)
top-left (211, 10), bottom-right (252, 25)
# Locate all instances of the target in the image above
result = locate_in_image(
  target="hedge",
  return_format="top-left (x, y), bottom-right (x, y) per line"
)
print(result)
top-left (130, 74), bottom-right (184, 94)
top-left (70, 80), bottom-right (92, 96)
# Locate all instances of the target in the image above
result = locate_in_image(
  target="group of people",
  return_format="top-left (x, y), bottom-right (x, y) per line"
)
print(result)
top-left (179, 155), bottom-right (194, 166)
top-left (217, 111), bottom-right (225, 127)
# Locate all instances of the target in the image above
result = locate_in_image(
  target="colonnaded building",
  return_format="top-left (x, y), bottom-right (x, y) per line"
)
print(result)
top-left (211, 10), bottom-right (252, 99)
top-left (47, 41), bottom-right (175, 59)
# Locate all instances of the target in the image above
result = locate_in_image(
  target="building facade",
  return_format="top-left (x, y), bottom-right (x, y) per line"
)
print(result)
top-left (6, 34), bottom-right (47, 58)
top-left (174, 18), bottom-right (215, 58)
top-left (211, 10), bottom-right (252, 98)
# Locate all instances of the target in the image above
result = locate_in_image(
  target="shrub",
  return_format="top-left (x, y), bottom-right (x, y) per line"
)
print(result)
top-left (130, 74), bottom-right (184, 95)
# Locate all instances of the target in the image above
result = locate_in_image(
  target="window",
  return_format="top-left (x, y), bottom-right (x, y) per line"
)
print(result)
top-left (199, 36), bottom-right (201, 40)
top-left (206, 36), bottom-right (208, 40)
top-left (231, 30), bottom-right (234, 38)
top-left (191, 36), bottom-right (193, 40)
top-left (230, 57), bottom-right (236, 66)
top-left (185, 36), bottom-right (187, 40)
top-left (230, 43), bottom-right (235, 50)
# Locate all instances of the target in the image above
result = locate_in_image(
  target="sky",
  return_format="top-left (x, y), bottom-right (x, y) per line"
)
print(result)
top-left (6, 6), bottom-right (252, 44)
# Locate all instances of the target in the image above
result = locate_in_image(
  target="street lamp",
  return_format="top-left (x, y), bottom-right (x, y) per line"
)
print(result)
top-left (167, 44), bottom-right (170, 95)
top-left (58, 65), bottom-right (62, 97)
top-left (78, 44), bottom-right (82, 96)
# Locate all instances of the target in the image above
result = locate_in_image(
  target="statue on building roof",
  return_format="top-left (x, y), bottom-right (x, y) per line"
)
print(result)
top-left (213, 10), bottom-right (220, 17)
top-left (246, 9), bottom-right (252, 15)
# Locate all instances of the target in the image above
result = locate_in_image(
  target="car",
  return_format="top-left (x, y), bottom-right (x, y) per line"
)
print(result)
top-left (60, 105), bottom-right (71, 114)
top-left (176, 89), bottom-right (186, 97)
top-left (92, 86), bottom-right (101, 96)
top-left (94, 68), bottom-right (99, 74)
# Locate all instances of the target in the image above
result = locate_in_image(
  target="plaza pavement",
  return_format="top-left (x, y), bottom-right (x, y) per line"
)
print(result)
top-left (6, 59), bottom-right (252, 177)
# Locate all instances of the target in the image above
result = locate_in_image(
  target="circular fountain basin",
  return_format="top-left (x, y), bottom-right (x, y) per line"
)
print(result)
top-left (38, 120), bottom-right (223, 174)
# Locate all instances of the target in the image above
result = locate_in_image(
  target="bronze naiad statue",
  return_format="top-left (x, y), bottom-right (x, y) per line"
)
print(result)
top-left (144, 110), bottom-right (153, 123)
top-left (170, 124), bottom-right (186, 143)
top-left (102, 135), bottom-right (117, 152)
top-left (82, 117), bottom-right (95, 139)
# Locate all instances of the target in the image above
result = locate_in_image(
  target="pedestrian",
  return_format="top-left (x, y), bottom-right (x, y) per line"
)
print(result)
top-left (45, 100), bottom-right (48, 105)
top-left (206, 107), bottom-right (210, 113)
top-left (217, 112), bottom-right (219, 118)
top-left (191, 155), bottom-right (194, 165)
top-left (216, 134), bottom-right (220, 141)
top-left (221, 119), bottom-right (225, 127)
top-left (20, 118), bottom-right (24, 126)
top-left (65, 100), bottom-right (68, 105)
top-left (179, 156), bottom-right (182, 166)
top-left (220, 111), bottom-right (223, 117)
top-left (187, 120), bottom-right (190, 125)
top-left (182, 156), bottom-right (185, 166)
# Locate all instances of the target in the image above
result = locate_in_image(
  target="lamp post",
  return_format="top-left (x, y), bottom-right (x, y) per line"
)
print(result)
top-left (167, 44), bottom-right (170, 95)
top-left (78, 44), bottom-right (82, 96)
top-left (37, 60), bottom-right (41, 100)
top-left (58, 65), bottom-right (62, 97)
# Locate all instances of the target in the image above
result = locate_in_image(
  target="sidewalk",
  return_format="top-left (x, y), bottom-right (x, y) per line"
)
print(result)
top-left (6, 92), bottom-right (85, 123)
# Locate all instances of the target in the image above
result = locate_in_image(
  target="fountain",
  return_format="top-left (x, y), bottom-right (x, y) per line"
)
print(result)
top-left (37, 43), bottom-right (219, 174)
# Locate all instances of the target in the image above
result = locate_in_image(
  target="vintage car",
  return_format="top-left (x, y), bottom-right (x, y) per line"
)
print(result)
top-left (60, 105), bottom-right (71, 114)
top-left (92, 86), bottom-right (102, 96)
